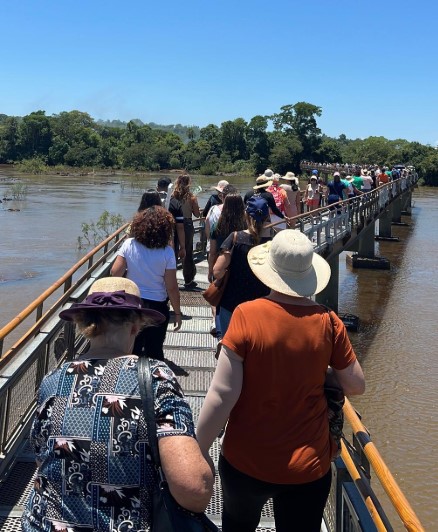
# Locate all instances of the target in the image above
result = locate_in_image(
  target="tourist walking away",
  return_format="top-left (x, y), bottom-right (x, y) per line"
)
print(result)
top-left (360, 169), bottom-right (374, 192)
top-left (203, 179), bottom-right (229, 217)
top-left (22, 277), bottom-right (214, 532)
top-left (326, 172), bottom-right (347, 207)
top-left (244, 169), bottom-right (286, 222)
top-left (304, 174), bottom-right (323, 211)
top-left (267, 173), bottom-right (288, 229)
top-left (156, 177), bottom-right (186, 260)
top-left (111, 206), bottom-right (182, 359)
top-left (208, 193), bottom-right (247, 339)
top-left (138, 189), bottom-right (161, 210)
top-left (212, 196), bottom-right (272, 337)
top-left (197, 230), bottom-right (365, 532)
top-left (172, 174), bottom-right (200, 289)
top-left (280, 171), bottom-right (301, 227)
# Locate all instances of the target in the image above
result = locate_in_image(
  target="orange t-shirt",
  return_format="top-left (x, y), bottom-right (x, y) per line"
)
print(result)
top-left (221, 298), bottom-right (356, 484)
top-left (378, 173), bottom-right (389, 184)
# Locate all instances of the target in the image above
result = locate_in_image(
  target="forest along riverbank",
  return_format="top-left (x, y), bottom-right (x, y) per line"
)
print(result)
top-left (0, 170), bottom-right (436, 529)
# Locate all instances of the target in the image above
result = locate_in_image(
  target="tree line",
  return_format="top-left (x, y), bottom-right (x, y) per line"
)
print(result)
top-left (0, 104), bottom-right (437, 185)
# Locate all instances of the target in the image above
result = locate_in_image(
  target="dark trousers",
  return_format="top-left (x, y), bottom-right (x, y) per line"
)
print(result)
top-left (182, 218), bottom-right (196, 284)
top-left (132, 298), bottom-right (169, 360)
top-left (219, 455), bottom-right (332, 532)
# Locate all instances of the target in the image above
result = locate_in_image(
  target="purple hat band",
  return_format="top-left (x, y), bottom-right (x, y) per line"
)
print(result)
top-left (59, 290), bottom-right (166, 324)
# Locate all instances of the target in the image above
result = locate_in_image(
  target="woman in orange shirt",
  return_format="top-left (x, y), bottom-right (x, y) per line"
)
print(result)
top-left (197, 230), bottom-right (365, 532)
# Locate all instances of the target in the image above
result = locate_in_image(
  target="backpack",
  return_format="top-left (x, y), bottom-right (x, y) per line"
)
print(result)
top-left (267, 184), bottom-right (286, 214)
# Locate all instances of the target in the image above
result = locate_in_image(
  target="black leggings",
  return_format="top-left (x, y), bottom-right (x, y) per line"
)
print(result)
top-left (219, 455), bottom-right (332, 532)
top-left (132, 298), bottom-right (169, 360)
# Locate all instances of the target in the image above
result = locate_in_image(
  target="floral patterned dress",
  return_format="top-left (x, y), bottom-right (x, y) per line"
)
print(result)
top-left (21, 356), bottom-right (195, 531)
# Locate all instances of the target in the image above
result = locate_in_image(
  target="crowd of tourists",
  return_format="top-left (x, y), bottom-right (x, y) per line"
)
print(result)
top-left (22, 170), bottom-right (366, 531)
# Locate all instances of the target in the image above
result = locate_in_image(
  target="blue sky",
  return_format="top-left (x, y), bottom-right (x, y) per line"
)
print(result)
top-left (1, 0), bottom-right (437, 145)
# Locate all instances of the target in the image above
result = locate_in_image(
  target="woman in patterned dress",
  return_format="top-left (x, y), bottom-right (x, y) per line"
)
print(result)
top-left (22, 277), bottom-right (214, 532)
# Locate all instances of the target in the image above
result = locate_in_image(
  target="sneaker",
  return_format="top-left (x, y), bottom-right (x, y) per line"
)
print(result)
top-left (210, 321), bottom-right (217, 337)
top-left (184, 281), bottom-right (198, 290)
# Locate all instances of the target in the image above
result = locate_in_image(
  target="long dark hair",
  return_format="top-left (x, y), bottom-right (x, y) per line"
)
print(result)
top-left (138, 190), bottom-right (161, 211)
top-left (216, 194), bottom-right (246, 238)
top-left (245, 211), bottom-right (269, 245)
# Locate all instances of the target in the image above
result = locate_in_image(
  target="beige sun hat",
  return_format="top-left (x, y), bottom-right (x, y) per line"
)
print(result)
top-left (281, 171), bottom-right (296, 181)
top-left (213, 179), bottom-right (229, 192)
top-left (253, 175), bottom-right (273, 190)
top-left (247, 230), bottom-right (331, 297)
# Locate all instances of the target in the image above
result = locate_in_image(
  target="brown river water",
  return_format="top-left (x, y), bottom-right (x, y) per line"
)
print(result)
top-left (0, 168), bottom-right (437, 529)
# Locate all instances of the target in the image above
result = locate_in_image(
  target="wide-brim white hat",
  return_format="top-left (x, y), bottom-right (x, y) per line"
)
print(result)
top-left (247, 230), bottom-right (331, 297)
top-left (281, 171), bottom-right (296, 181)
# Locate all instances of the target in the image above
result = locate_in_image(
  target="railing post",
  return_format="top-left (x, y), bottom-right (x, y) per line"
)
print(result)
top-left (316, 254), bottom-right (339, 313)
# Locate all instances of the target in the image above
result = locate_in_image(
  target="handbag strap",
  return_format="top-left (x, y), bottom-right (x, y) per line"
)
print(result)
top-left (137, 356), bottom-right (162, 469)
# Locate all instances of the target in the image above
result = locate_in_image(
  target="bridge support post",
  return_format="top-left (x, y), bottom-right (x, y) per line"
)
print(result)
top-left (375, 206), bottom-right (400, 242)
top-left (347, 222), bottom-right (391, 270)
top-left (391, 196), bottom-right (409, 226)
top-left (316, 254), bottom-right (339, 313)
top-left (401, 191), bottom-right (412, 215)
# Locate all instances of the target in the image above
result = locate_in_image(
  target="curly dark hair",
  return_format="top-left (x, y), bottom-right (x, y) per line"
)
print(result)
top-left (130, 206), bottom-right (174, 248)
top-left (172, 174), bottom-right (192, 202)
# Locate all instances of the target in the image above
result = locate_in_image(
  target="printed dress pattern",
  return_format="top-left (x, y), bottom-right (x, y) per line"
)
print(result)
top-left (21, 357), bottom-right (194, 532)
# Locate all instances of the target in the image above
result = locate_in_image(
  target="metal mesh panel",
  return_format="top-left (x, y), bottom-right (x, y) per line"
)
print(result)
top-left (0, 516), bottom-right (23, 532)
top-left (164, 349), bottom-right (216, 370)
top-left (180, 305), bottom-right (212, 318)
top-left (167, 319), bottom-right (212, 333)
top-left (6, 356), bottom-right (40, 440)
top-left (164, 332), bottom-right (217, 349)
top-left (175, 370), bottom-right (214, 394)
top-left (0, 461), bottom-right (36, 506)
top-left (324, 466), bottom-right (337, 531)
top-left (179, 291), bottom-right (209, 306)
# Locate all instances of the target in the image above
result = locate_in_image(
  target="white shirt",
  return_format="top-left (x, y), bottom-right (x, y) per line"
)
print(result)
top-left (117, 238), bottom-right (176, 301)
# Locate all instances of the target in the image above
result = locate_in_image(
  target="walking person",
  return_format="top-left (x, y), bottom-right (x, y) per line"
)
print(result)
top-left (111, 206), bottom-right (182, 359)
top-left (196, 230), bottom-right (365, 532)
top-left (304, 174), bottom-right (323, 211)
top-left (172, 174), bottom-right (200, 289)
top-left (280, 172), bottom-right (301, 227)
top-left (22, 277), bottom-right (214, 531)
top-left (212, 196), bottom-right (272, 337)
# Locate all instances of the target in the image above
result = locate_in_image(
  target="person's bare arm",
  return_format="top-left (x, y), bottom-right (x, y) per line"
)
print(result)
top-left (111, 256), bottom-right (127, 277)
top-left (333, 359), bottom-right (365, 396)
top-left (159, 436), bottom-right (214, 512)
top-left (212, 252), bottom-right (231, 280)
top-left (196, 346), bottom-right (243, 456)
top-left (191, 196), bottom-right (201, 218)
top-left (164, 269), bottom-right (182, 331)
top-left (208, 239), bottom-right (218, 282)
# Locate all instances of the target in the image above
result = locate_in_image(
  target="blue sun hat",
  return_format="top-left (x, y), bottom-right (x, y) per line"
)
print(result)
top-left (312, 169), bottom-right (319, 175)
top-left (246, 196), bottom-right (269, 223)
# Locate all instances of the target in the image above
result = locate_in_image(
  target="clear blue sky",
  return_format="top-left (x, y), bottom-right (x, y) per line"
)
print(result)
top-left (1, 0), bottom-right (437, 145)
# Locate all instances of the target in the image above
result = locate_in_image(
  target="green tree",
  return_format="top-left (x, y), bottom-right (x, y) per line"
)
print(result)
top-left (19, 111), bottom-right (52, 159)
top-left (0, 117), bottom-right (20, 162)
top-left (270, 102), bottom-right (322, 159)
top-left (220, 118), bottom-right (248, 162)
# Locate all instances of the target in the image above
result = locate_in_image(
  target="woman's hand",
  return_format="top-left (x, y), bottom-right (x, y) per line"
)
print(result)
top-left (173, 313), bottom-right (182, 332)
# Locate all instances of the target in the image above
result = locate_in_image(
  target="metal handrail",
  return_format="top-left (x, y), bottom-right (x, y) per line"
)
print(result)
top-left (343, 398), bottom-right (425, 531)
top-left (0, 223), bottom-right (130, 362)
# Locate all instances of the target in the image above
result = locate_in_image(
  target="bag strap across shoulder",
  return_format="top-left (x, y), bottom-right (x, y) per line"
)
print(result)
top-left (138, 356), bottom-right (161, 468)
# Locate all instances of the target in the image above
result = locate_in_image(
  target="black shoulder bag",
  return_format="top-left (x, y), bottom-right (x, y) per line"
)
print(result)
top-left (137, 357), bottom-right (218, 532)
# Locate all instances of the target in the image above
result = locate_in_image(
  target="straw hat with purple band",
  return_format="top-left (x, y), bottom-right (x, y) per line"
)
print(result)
top-left (59, 277), bottom-right (166, 324)
top-left (212, 179), bottom-right (229, 193)
top-left (247, 229), bottom-right (331, 297)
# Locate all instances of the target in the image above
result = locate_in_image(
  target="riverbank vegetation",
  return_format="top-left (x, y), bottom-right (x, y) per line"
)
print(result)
top-left (1, 105), bottom-right (437, 184)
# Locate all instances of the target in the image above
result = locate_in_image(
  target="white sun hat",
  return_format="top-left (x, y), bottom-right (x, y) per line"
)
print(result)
top-left (247, 229), bottom-right (331, 297)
